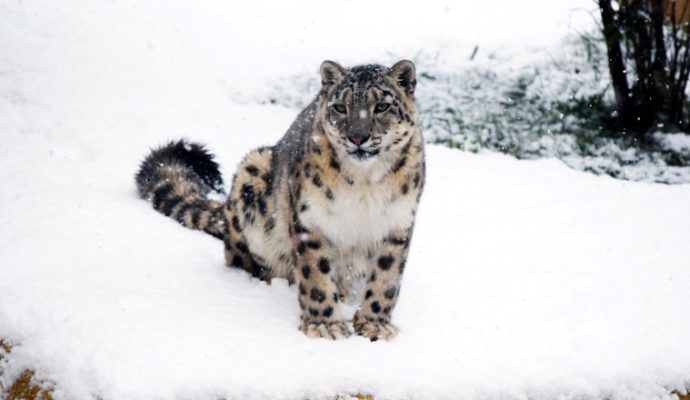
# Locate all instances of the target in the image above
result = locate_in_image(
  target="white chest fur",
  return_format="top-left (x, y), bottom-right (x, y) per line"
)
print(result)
top-left (301, 180), bottom-right (417, 250)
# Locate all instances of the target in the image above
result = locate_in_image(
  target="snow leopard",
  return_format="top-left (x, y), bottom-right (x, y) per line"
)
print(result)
top-left (135, 60), bottom-right (425, 340)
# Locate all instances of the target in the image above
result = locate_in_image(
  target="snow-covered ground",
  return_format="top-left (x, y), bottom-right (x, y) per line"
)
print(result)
top-left (2, 1), bottom-right (690, 399)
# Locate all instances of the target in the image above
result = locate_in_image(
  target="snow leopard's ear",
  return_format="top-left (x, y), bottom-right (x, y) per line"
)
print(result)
top-left (320, 60), bottom-right (345, 87)
top-left (390, 60), bottom-right (416, 96)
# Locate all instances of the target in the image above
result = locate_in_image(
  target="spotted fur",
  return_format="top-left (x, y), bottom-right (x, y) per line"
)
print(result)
top-left (135, 60), bottom-right (425, 341)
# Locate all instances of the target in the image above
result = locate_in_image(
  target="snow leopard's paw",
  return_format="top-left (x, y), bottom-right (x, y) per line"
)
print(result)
top-left (353, 319), bottom-right (397, 341)
top-left (301, 320), bottom-right (351, 340)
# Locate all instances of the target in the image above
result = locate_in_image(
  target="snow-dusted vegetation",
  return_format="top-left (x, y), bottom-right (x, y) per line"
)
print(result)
top-left (1, 1), bottom-right (689, 399)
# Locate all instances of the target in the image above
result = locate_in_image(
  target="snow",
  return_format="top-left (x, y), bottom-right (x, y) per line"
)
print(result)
top-left (2, 1), bottom-right (690, 399)
top-left (654, 133), bottom-right (690, 154)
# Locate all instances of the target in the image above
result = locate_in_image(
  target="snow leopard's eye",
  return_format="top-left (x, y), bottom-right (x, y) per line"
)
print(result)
top-left (374, 103), bottom-right (390, 113)
top-left (332, 104), bottom-right (347, 114)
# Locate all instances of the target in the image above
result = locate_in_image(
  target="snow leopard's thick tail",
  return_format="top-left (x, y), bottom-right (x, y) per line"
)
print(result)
top-left (135, 139), bottom-right (227, 240)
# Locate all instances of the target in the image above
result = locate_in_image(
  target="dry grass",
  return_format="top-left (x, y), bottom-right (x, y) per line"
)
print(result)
top-left (337, 394), bottom-right (374, 400)
top-left (0, 340), bottom-right (54, 400)
top-left (0, 341), bottom-right (11, 354)
top-left (674, 390), bottom-right (690, 400)
top-left (5, 370), bottom-right (54, 400)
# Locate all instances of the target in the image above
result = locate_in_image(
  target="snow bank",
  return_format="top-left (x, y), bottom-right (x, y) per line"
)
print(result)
top-left (2, 128), bottom-right (690, 400)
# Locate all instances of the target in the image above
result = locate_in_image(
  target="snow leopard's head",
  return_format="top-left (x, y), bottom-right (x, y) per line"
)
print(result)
top-left (317, 60), bottom-right (417, 163)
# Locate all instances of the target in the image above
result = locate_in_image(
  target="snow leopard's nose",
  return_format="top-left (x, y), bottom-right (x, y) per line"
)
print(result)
top-left (346, 131), bottom-right (370, 146)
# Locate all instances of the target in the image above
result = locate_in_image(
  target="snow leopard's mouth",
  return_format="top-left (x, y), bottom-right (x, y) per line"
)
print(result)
top-left (349, 148), bottom-right (380, 161)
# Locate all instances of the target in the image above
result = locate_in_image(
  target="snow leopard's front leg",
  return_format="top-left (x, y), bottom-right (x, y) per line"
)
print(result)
top-left (354, 227), bottom-right (414, 341)
top-left (293, 222), bottom-right (350, 340)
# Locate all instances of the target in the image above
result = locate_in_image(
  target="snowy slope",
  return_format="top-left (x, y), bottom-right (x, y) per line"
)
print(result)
top-left (2, 1), bottom-right (690, 399)
top-left (2, 121), bottom-right (690, 400)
